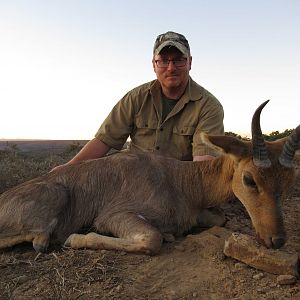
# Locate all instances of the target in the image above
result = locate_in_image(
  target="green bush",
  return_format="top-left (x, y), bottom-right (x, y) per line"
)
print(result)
top-left (263, 129), bottom-right (293, 141)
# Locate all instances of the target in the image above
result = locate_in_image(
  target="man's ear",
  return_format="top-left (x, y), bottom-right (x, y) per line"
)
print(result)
top-left (189, 56), bottom-right (192, 70)
top-left (152, 58), bottom-right (156, 73)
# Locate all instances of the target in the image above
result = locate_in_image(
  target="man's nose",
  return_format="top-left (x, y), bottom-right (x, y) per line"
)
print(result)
top-left (167, 61), bottom-right (176, 71)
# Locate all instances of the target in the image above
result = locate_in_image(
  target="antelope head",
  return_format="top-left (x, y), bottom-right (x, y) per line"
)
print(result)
top-left (204, 100), bottom-right (300, 249)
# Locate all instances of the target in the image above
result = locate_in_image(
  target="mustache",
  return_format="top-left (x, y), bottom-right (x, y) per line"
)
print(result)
top-left (165, 72), bottom-right (179, 77)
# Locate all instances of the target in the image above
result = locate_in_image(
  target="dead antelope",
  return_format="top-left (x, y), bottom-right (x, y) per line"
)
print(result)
top-left (0, 101), bottom-right (299, 254)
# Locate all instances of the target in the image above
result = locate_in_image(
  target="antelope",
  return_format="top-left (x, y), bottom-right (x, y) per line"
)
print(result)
top-left (0, 101), bottom-right (299, 254)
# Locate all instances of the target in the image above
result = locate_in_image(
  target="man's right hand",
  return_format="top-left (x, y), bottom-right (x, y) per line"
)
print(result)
top-left (49, 138), bottom-right (111, 173)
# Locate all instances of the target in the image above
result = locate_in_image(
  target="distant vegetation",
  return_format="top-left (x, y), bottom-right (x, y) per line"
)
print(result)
top-left (225, 129), bottom-right (294, 141)
top-left (263, 129), bottom-right (294, 141)
top-left (0, 130), bottom-right (294, 194)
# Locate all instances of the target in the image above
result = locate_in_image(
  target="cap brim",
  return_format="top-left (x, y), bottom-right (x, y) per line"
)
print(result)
top-left (154, 41), bottom-right (189, 56)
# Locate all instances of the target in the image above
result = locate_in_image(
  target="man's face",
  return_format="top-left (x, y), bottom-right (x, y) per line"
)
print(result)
top-left (153, 47), bottom-right (192, 91)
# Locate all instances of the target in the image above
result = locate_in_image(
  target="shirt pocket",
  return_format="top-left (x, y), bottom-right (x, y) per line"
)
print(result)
top-left (134, 114), bottom-right (158, 135)
top-left (131, 115), bottom-right (158, 151)
top-left (172, 126), bottom-right (195, 160)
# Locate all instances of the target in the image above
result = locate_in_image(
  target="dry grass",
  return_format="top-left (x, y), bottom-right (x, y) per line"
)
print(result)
top-left (0, 246), bottom-right (132, 299)
top-left (0, 146), bottom-right (300, 299)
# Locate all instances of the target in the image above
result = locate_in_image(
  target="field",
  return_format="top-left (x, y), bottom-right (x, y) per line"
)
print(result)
top-left (0, 142), bottom-right (300, 299)
top-left (0, 140), bottom-right (88, 157)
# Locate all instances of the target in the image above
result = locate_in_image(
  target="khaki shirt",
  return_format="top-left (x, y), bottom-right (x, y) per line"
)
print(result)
top-left (95, 77), bottom-right (224, 160)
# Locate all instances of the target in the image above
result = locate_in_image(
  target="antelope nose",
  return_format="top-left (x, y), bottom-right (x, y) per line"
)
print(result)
top-left (272, 236), bottom-right (286, 249)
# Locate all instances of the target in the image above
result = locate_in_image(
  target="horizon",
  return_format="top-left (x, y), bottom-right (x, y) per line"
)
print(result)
top-left (1, 1), bottom-right (299, 140)
top-left (0, 127), bottom-right (293, 141)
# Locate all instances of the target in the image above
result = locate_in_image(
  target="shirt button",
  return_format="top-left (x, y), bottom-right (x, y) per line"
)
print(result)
top-left (156, 146), bottom-right (160, 150)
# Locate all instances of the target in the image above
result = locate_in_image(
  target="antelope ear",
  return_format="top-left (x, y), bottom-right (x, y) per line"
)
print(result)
top-left (271, 137), bottom-right (288, 148)
top-left (201, 133), bottom-right (250, 158)
top-left (272, 126), bottom-right (300, 150)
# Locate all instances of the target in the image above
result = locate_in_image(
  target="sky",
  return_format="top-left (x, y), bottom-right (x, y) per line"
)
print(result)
top-left (0, 0), bottom-right (299, 140)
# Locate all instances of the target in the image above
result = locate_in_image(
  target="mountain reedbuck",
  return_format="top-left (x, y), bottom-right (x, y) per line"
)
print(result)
top-left (0, 101), bottom-right (299, 254)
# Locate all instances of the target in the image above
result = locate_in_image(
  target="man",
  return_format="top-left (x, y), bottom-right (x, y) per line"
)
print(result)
top-left (52, 31), bottom-right (225, 227)
top-left (54, 31), bottom-right (224, 166)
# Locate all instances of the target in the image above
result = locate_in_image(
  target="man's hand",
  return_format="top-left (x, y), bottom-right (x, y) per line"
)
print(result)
top-left (49, 138), bottom-right (111, 173)
top-left (193, 155), bottom-right (215, 162)
top-left (50, 163), bottom-right (70, 173)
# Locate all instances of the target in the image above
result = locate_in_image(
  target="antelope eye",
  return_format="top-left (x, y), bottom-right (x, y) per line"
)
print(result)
top-left (243, 174), bottom-right (257, 189)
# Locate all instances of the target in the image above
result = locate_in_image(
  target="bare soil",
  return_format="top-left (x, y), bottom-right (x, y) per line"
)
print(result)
top-left (0, 156), bottom-right (300, 300)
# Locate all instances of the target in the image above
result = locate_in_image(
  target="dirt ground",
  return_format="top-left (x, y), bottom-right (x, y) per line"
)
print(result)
top-left (1, 156), bottom-right (300, 300)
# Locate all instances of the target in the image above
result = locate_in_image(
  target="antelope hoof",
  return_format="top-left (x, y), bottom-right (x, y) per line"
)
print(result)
top-left (64, 233), bottom-right (84, 249)
top-left (64, 234), bottom-right (74, 247)
top-left (33, 243), bottom-right (48, 253)
top-left (255, 233), bottom-right (286, 249)
top-left (33, 234), bottom-right (49, 253)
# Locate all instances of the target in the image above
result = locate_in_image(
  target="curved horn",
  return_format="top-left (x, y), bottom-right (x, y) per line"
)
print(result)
top-left (279, 125), bottom-right (300, 168)
top-left (252, 100), bottom-right (271, 168)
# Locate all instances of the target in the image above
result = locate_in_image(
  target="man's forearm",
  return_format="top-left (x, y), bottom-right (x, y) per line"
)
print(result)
top-left (69, 138), bottom-right (111, 164)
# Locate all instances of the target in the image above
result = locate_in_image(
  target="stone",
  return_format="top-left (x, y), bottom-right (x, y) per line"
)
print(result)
top-left (174, 244), bottom-right (185, 252)
top-left (224, 232), bottom-right (299, 277)
top-left (276, 275), bottom-right (297, 285)
top-left (253, 272), bottom-right (264, 280)
top-left (234, 262), bottom-right (248, 270)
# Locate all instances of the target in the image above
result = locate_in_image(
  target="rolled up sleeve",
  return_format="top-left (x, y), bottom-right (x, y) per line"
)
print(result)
top-left (95, 93), bottom-right (136, 150)
top-left (192, 100), bottom-right (224, 157)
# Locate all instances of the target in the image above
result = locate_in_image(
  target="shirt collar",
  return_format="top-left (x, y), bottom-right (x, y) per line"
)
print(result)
top-left (188, 77), bottom-right (204, 101)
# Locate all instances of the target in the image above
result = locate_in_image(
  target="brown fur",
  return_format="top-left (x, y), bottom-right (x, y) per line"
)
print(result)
top-left (0, 129), bottom-right (299, 254)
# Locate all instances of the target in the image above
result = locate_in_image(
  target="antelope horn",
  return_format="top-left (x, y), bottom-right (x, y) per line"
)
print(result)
top-left (278, 125), bottom-right (300, 168)
top-left (252, 100), bottom-right (272, 168)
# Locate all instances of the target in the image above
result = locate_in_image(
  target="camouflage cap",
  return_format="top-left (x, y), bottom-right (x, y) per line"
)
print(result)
top-left (153, 31), bottom-right (190, 56)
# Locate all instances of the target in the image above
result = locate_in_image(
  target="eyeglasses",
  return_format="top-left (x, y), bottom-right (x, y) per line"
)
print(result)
top-left (154, 58), bottom-right (187, 68)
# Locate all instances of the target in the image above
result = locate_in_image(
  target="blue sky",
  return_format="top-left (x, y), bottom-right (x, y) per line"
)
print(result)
top-left (0, 0), bottom-right (299, 139)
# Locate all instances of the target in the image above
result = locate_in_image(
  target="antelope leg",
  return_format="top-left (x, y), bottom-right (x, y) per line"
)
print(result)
top-left (65, 213), bottom-right (163, 255)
